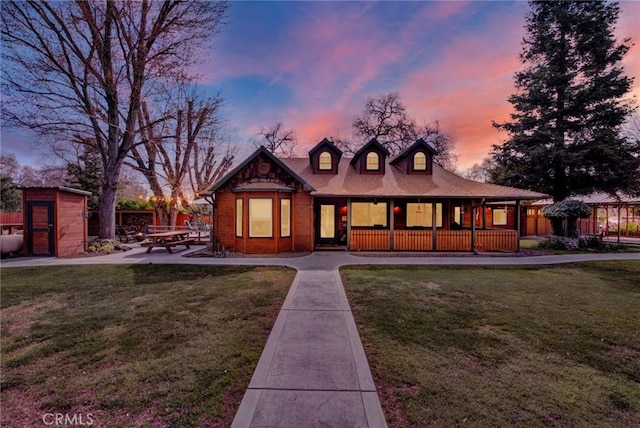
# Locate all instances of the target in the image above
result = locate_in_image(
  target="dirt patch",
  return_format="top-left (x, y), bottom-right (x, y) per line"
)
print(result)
top-left (1, 389), bottom-right (47, 428)
top-left (424, 282), bottom-right (441, 290)
top-left (2, 297), bottom-right (66, 337)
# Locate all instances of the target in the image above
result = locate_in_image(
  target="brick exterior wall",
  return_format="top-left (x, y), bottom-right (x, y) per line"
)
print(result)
top-left (214, 189), bottom-right (313, 254)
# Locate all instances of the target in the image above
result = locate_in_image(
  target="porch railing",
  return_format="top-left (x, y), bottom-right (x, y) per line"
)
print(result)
top-left (435, 230), bottom-right (471, 251)
top-left (350, 229), bottom-right (390, 251)
top-left (349, 228), bottom-right (519, 252)
top-left (475, 229), bottom-right (518, 252)
top-left (394, 230), bottom-right (433, 251)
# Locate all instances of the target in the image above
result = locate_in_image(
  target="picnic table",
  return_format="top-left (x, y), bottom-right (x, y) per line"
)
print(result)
top-left (140, 230), bottom-right (194, 254)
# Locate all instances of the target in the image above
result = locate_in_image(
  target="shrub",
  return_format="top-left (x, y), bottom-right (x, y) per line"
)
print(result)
top-left (579, 235), bottom-right (605, 251)
top-left (538, 237), bottom-right (579, 250)
top-left (87, 239), bottom-right (115, 254)
top-left (542, 200), bottom-right (591, 237)
top-left (117, 198), bottom-right (154, 210)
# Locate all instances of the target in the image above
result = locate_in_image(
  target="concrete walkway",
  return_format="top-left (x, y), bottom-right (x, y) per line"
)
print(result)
top-left (2, 248), bottom-right (639, 427)
top-left (231, 268), bottom-right (385, 427)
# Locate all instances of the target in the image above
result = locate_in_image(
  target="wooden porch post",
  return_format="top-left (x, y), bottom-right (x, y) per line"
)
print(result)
top-left (432, 201), bottom-right (437, 251)
top-left (481, 199), bottom-right (486, 229)
top-left (346, 198), bottom-right (352, 250)
top-left (516, 200), bottom-right (521, 252)
top-left (390, 199), bottom-right (395, 251)
top-left (291, 192), bottom-right (295, 252)
top-left (471, 204), bottom-right (476, 252)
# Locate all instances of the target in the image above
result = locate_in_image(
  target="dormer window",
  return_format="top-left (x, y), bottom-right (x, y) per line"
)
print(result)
top-left (413, 152), bottom-right (427, 171)
top-left (319, 151), bottom-right (332, 170)
top-left (366, 152), bottom-right (379, 170)
top-left (309, 138), bottom-right (342, 174)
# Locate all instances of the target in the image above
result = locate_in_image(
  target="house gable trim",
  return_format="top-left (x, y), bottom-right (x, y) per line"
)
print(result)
top-left (206, 146), bottom-right (315, 194)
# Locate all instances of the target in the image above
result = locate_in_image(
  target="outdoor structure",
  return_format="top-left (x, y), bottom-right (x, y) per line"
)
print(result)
top-left (0, 212), bottom-right (23, 235)
top-left (20, 186), bottom-right (91, 257)
top-left (525, 192), bottom-right (640, 238)
top-left (204, 138), bottom-right (547, 254)
top-left (88, 209), bottom-right (156, 235)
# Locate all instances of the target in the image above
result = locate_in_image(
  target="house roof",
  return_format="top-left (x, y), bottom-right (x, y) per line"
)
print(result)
top-left (308, 138), bottom-right (342, 158)
top-left (203, 146), bottom-right (315, 194)
top-left (390, 138), bottom-right (438, 165)
top-left (350, 138), bottom-right (390, 165)
top-left (531, 192), bottom-right (640, 206)
top-left (281, 157), bottom-right (547, 200)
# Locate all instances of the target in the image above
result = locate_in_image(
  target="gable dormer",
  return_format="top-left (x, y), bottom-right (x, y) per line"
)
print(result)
top-left (308, 138), bottom-right (342, 174)
top-left (350, 138), bottom-right (390, 175)
top-left (390, 138), bottom-right (438, 175)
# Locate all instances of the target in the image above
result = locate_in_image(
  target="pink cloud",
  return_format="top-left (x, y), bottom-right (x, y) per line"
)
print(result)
top-left (201, 2), bottom-right (639, 170)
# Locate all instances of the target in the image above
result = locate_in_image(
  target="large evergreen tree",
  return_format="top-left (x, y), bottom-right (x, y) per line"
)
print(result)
top-left (491, 1), bottom-right (639, 202)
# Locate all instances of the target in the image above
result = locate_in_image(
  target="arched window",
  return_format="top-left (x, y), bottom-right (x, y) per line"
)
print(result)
top-left (319, 151), bottom-right (332, 170)
top-left (413, 152), bottom-right (427, 171)
top-left (366, 152), bottom-right (379, 170)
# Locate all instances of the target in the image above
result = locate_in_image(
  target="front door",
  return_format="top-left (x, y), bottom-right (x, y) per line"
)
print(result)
top-left (27, 201), bottom-right (54, 256)
top-left (316, 203), bottom-right (338, 245)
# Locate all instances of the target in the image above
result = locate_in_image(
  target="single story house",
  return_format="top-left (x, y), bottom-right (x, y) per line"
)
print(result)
top-left (203, 138), bottom-right (547, 254)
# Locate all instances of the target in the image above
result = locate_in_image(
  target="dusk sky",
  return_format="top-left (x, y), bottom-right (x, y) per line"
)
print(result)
top-left (2, 1), bottom-right (639, 171)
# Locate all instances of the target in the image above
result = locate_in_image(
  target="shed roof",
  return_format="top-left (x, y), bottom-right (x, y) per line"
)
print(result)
top-left (19, 186), bottom-right (92, 196)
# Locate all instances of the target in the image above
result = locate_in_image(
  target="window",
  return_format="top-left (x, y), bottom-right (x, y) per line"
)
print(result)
top-left (351, 202), bottom-right (387, 227)
top-left (493, 208), bottom-right (508, 226)
top-left (281, 199), bottom-right (291, 237)
top-left (454, 206), bottom-right (462, 226)
top-left (365, 152), bottom-right (379, 170)
top-left (236, 199), bottom-right (243, 237)
top-left (406, 203), bottom-right (442, 227)
top-left (413, 152), bottom-right (427, 171)
top-left (249, 199), bottom-right (272, 237)
top-left (319, 151), bottom-right (332, 170)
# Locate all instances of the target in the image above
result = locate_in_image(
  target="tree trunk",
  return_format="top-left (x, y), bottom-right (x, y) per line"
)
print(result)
top-left (98, 176), bottom-right (119, 240)
top-left (155, 205), bottom-right (169, 227)
top-left (550, 218), bottom-right (565, 237)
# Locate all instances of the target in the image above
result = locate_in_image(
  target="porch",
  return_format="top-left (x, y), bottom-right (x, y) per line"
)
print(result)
top-left (315, 197), bottom-right (523, 253)
top-left (349, 229), bottom-right (518, 252)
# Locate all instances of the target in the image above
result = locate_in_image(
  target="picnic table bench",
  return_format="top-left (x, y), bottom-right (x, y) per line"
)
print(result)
top-left (140, 230), bottom-right (194, 254)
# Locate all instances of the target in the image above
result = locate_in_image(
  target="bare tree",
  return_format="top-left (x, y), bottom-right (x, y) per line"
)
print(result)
top-left (188, 132), bottom-right (236, 198)
top-left (337, 93), bottom-right (458, 169)
top-left (350, 93), bottom-right (415, 155)
top-left (126, 86), bottom-right (235, 227)
top-left (253, 122), bottom-right (297, 158)
top-left (415, 121), bottom-right (458, 171)
top-left (622, 112), bottom-right (640, 146)
top-left (1, 1), bottom-right (227, 239)
top-left (460, 157), bottom-right (495, 182)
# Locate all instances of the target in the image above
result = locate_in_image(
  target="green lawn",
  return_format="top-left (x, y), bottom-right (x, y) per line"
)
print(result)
top-left (1, 265), bottom-right (295, 427)
top-left (342, 261), bottom-right (640, 427)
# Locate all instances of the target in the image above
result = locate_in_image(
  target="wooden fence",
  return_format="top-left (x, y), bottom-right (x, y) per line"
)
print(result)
top-left (0, 212), bottom-right (23, 234)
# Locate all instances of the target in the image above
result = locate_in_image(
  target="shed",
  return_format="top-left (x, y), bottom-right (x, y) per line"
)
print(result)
top-left (20, 186), bottom-right (91, 257)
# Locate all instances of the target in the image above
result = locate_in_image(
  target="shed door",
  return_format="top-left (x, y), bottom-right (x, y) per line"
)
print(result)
top-left (27, 202), bottom-right (54, 256)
